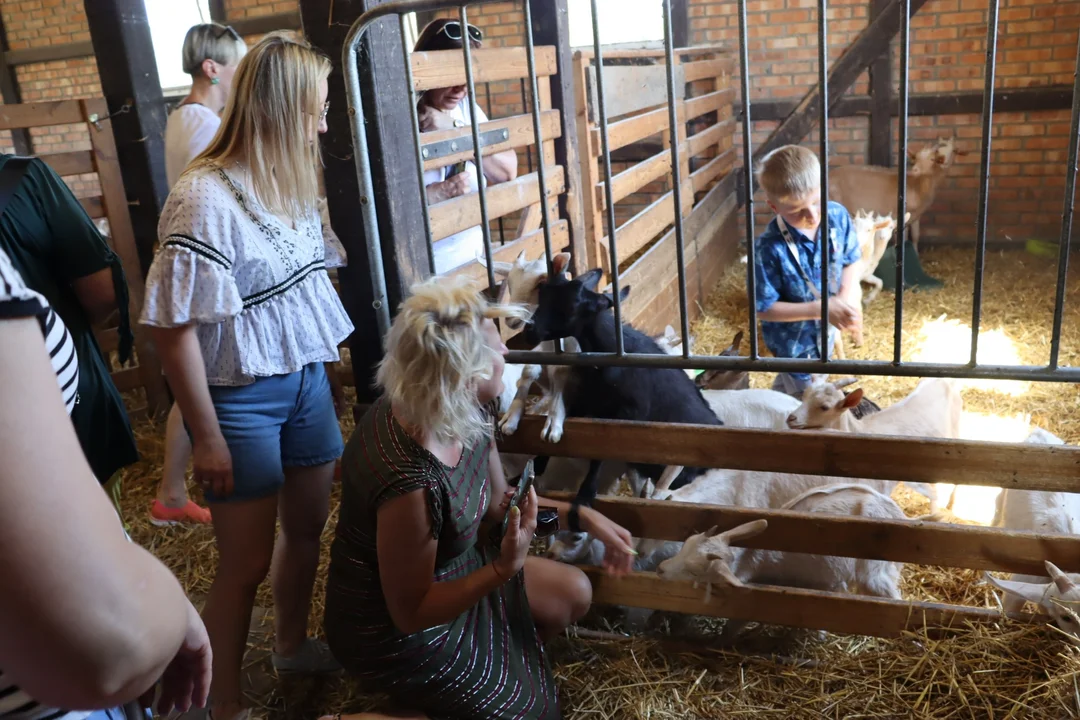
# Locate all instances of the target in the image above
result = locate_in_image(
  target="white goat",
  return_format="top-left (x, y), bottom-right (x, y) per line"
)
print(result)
top-left (483, 249), bottom-right (578, 442)
top-left (656, 484), bottom-right (905, 641)
top-left (986, 561), bottom-right (1080, 645)
top-left (830, 137), bottom-right (966, 250)
top-left (786, 376), bottom-right (960, 512)
top-left (988, 427), bottom-right (1078, 620)
top-left (702, 388), bottom-right (800, 430)
top-left (852, 210), bottom-right (907, 308)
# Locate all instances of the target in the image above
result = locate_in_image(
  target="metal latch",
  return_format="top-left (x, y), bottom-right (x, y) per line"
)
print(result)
top-left (420, 126), bottom-right (511, 162)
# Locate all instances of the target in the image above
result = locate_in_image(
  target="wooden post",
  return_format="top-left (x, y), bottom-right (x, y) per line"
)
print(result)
top-left (208, 0), bottom-right (228, 24)
top-left (299, 0), bottom-right (428, 403)
top-left (531, 0), bottom-right (587, 274)
top-left (83, 0), bottom-right (170, 275)
top-left (868, 0), bottom-right (892, 167)
top-left (671, 0), bottom-right (691, 48)
top-left (0, 17), bottom-right (30, 154)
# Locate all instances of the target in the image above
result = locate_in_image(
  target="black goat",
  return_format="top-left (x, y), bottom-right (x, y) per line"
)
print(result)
top-left (524, 269), bottom-right (723, 505)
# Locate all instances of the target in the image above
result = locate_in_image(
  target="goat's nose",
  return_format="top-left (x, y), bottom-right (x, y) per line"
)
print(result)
top-left (787, 414), bottom-right (797, 425)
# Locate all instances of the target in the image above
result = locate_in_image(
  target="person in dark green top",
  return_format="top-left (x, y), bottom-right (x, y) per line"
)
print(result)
top-left (0, 154), bottom-right (138, 485)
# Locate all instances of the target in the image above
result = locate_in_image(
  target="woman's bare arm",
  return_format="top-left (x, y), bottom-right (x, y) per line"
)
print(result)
top-left (0, 317), bottom-right (191, 709)
top-left (481, 149), bottom-right (517, 185)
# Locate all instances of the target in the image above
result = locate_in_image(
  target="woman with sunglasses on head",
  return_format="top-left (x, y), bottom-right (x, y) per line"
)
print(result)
top-left (414, 19), bottom-right (518, 274)
top-left (322, 275), bottom-right (635, 720)
top-left (154, 22), bottom-right (248, 528)
top-left (141, 32), bottom-right (352, 720)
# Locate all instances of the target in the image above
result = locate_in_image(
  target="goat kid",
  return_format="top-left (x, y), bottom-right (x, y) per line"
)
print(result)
top-left (524, 268), bottom-right (723, 504)
top-left (986, 561), bottom-right (1080, 645)
top-left (656, 484), bottom-right (906, 642)
top-left (786, 376), bottom-right (960, 511)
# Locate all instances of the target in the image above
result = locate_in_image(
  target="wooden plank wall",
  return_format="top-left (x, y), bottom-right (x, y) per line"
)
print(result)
top-left (573, 47), bottom-right (741, 337)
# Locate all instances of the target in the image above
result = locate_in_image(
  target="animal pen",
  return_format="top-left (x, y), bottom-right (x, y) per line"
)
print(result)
top-left (340, 0), bottom-right (1080, 652)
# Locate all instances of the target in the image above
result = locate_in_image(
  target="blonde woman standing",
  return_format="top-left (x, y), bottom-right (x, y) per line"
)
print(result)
top-left (141, 33), bottom-right (351, 720)
top-left (323, 275), bottom-right (636, 720)
top-left (154, 22), bottom-right (248, 527)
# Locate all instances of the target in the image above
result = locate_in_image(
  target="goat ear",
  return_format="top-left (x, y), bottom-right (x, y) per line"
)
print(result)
top-left (1047, 562), bottom-right (1077, 594)
top-left (720, 518), bottom-right (768, 543)
top-left (729, 330), bottom-right (744, 354)
top-left (986, 572), bottom-right (1050, 606)
top-left (552, 252), bottom-right (571, 276)
top-left (515, 250), bottom-right (528, 265)
top-left (708, 558), bottom-right (744, 589)
top-left (841, 387), bottom-right (864, 408)
top-left (617, 285), bottom-right (631, 302)
top-left (578, 268), bottom-right (603, 292)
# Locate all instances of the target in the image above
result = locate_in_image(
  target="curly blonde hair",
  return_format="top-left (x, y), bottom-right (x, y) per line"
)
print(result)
top-left (377, 275), bottom-right (530, 447)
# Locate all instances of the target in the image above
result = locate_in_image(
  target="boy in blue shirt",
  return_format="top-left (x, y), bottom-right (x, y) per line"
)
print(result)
top-left (753, 145), bottom-right (863, 397)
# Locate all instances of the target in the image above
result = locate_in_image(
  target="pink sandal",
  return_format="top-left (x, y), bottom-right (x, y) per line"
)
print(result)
top-left (149, 499), bottom-right (212, 526)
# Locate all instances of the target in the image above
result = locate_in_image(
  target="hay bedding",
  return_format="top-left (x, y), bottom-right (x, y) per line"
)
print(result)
top-left (115, 247), bottom-right (1080, 718)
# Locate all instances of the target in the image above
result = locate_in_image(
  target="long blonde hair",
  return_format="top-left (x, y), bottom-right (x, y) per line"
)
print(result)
top-left (377, 275), bottom-right (530, 447)
top-left (190, 32), bottom-right (329, 222)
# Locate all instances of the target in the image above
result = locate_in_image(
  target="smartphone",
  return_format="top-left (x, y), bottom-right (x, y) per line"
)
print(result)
top-left (502, 459), bottom-right (535, 536)
top-left (446, 161), bottom-right (467, 178)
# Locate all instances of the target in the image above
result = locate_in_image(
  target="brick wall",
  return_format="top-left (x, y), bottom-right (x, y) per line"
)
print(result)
top-left (691, 0), bottom-right (1080, 245)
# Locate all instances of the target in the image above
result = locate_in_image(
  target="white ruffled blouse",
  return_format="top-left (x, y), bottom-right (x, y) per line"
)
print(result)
top-left (140, 165), bottom-right (354, 386)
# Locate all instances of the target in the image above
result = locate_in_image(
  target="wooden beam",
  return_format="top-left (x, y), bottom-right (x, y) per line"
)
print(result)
top-left (299, 0), bottom-right (426, 403)
top-left (428, 166), bottom-right (566, 241)
top-left (497, 417), bottom-right (1080, 494)
top-left (671, 0), bottom-right (690, 47)
top-left (534, 0), bottom-right (588, 272)
top-left (4, 42), bottom-right (94, 67)
top-left (868, 0), bottom-right (892, 167)
top-left (84, 0), bottom-right (171, 275)
top-left (421, 110), bottom-right (561, 171)
top-left (0, 100), bottom-right (85, 130)
top-left (0, 15), bottom-right (30, 154)
top-left (39, 150), bottom-right (95, 177)
top-left (742, 85), bottom-right (1075, 123)
top-left (230, 12), bottom-right (303, 37)
top-left (544, 492), bottom-right (1080, 576)
top-left (208, 0), bottom-right (227, 23)
top-left (753, 0), bottom-right (932, 164)
top-left (586, 570), bottom-right (1027, 639)
top-left (410, 47), bottom-right (558, 92)
top-left (449, 221), bottom-right (570, 284)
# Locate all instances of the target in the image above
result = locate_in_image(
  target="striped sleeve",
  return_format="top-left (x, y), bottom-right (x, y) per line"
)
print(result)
top-left (0, 246), bottom-right (79, 415)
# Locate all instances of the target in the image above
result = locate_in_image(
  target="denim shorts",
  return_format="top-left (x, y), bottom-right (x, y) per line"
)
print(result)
top-left (83, 706), bottom-right (151, 720)
top-left (203, 362), bottom-right (344, 503)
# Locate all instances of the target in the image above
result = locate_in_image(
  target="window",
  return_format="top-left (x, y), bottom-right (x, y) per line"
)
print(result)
top-left (144, 0), bottom-right (213, 94)
top-left (568, 0), bottom-right (664, 48)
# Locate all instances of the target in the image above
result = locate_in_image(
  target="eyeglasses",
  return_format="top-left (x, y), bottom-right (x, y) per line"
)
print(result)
top-left (320, 100), bottom-right (330, 122)
top-left (438, 21), bottom-right (483, 43)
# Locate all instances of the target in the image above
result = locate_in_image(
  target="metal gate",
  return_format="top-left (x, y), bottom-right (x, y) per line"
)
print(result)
top-left (342, 0), bottom-right (1080, 383)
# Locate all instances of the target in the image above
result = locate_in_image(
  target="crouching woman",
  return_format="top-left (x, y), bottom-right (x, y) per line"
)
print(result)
top-left (324, 275), bottom-right (635, 720)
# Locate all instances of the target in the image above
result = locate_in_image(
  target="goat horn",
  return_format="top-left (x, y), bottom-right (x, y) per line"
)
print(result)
top-left (652, 465), bottom-right (685, 497)
top-left (832, 377), bottom-right (859, 389)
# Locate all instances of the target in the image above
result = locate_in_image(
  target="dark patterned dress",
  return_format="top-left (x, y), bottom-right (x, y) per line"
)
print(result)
top-left (324, 399), bottom-right (561, 720)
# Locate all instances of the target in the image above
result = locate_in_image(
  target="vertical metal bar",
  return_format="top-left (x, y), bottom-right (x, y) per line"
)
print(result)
top-left (817, 0), bottom-right (830, 363)
top-left (524, 0), bottom-right (555, 277)
top-left (662, 0), bottom-right (691, 357)
top-left (343, 20), bottom-right (391, 337)
top-left (400, 14), bottom-right (436, 276)
top-left (459, 5), bottom-right (497, 292)
top-left (738, 0), bottom-right (758, 361)
top-left (969, 0), bottom-right (999, 366)
top-left (894, 0), bottom-right (910, 364)
top-left (484, 79), bottom-right (506, 245)
top-left (1049, 28), bottom-right (1080, 369)
top-left (520, 78), bottom-right (534, 173)
top-left (590, 0), bottom-right (625, 354)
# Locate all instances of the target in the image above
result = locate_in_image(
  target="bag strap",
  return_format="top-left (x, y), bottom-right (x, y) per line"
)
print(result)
top-left (0, 156), bottom-right (31, 220)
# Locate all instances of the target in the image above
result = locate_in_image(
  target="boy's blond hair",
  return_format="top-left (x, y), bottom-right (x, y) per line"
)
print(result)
top-left (756, 145), bottom-right (821, 202)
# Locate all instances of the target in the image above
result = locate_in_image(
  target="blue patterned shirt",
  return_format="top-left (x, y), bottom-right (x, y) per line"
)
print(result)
top-left (754, 201), bottom-right (860, 375)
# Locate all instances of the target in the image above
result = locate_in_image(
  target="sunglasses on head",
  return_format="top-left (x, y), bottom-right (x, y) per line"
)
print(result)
top-left (439, 21), bottom-right (483, 43)
top-left (213, 25), bottom-right (241, 41)
top-left (320, 99), bottom-right (330, 122)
